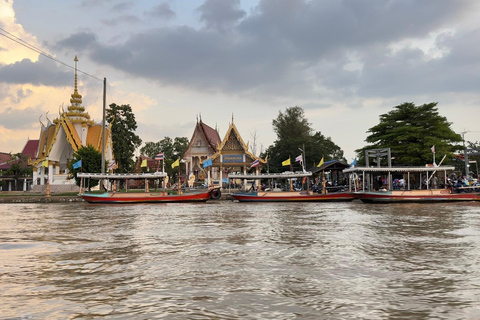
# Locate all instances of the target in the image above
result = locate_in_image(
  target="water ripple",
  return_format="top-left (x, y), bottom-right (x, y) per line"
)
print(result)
top-left (1, 201), bottom-right (480, 319)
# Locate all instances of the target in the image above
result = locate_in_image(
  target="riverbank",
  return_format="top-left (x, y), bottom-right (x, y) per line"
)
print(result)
top-left (0, 191), bottom-right (233, 203)
top-left (0, 192), bottom-right (83, 203)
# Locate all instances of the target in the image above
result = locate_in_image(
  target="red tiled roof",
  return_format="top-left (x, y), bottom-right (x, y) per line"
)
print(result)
top-left (199, 121), bottom-right (221, 149)
top-left (0, 152), bottom-right (12, 170)
top-left (21, 139), bottom-right (39, 159)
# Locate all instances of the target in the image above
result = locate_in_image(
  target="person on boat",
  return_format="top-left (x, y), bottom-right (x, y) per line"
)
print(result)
top-left (432, 175), bottom-right (438, 189)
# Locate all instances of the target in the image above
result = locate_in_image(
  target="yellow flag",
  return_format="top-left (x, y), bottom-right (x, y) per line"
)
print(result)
top-left (282, 158), bottom-right (291, 166)
top-left (171, 158), bottom-right (180, 168)
top-left (42, 160), bottom-right (48, 167)
top-left (141, 159), bottom-right (147, 167)
top-left (265, 155), bottom-right (268, 162)
top-left (317, 157), bottom-right (324, 168)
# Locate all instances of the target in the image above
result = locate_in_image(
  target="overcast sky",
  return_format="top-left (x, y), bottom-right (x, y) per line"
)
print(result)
top-left (1, 0), bottom-right (480, 162)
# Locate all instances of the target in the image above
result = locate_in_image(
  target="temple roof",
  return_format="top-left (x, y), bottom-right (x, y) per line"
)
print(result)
top-left (211, 118), bottom-right (266, 164)
top-left (184, 119), bottom-right (221, 156)
top-left (199, 120), bottom-right (221, 149)
top-left (32, 56), bottom-right (111, 165)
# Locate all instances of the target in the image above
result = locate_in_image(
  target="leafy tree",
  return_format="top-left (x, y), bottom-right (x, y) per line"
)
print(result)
top-left (139, 136), bottom-right (189, 179)
top-left (68, 145), bottom-right (103, 188)
top-left (357, 102), bottom-right (462, 166)
top-left (264, 106), bottom-right (344, 172)
top-left (140, 141), bottom-right (162, 159)
top-left (106, 103), bottom-right (142, 173)
top-left (5, 153), bottom-right (32, 191)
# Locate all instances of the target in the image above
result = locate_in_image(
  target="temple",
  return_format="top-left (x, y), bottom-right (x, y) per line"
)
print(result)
top-left (206, 116), bottom-right (266, 190)
top-left (183, 116), bottom-right (221, 183)
top-left (31, 56), bottom-right (114, 192)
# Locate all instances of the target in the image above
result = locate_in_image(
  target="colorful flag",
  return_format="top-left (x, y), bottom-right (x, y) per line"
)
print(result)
top-left (317, 157), bottom-right (324, 168)
top-left (295, 155), bottom-right (303, 162)
top-left (250, 159), bottom-right (260, 168)
top-left (141, 159), bottom-right (147, 167)
top-left (72, 159), bottom-right (82, 169)
top-left (171, 158), bottom-right (180, 168)
top-left (282, 158), bottom-right (291, 166)
top-left (203, 158), bottom-right (212, 168)
top-left (431, 145), bottom-right (435, 153)
top-left (155, 152), bottom-right (164, 161)
top-left (108, 160), bottom-right (116, 169)
top-left (42, 160), bottom-right (49, 168)
top-left (349, 158), bottom-right (357, 168)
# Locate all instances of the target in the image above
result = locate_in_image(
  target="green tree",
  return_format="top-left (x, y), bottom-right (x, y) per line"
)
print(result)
top-left (5, 153), bottom-right (32, 191)
top-left (106, 103), bottom-right (142, 173)
top-left (357, 102), bottom-right (462, 166)
top-left (264, 106), bottom-right (344, 172)
top-left (140, 136), bottom-right (189, 178)
top-left (140, 141), bottom-right (162, 159)
top-left (68, 145), bottom-right (103, 188)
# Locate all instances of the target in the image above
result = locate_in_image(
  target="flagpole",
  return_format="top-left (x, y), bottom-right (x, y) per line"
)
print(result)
top-left (289, 156), bottom-right (293, 191)
top-left (322, 155), bottom-right (326, 194)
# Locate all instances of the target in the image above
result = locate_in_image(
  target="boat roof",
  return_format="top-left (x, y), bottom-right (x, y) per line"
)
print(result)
top-left (228, 171), bottom-right (312, 179)
top-left (77, 172), bottom-right (167, 179)
top-left (343, 166), bottom-right (455, 173)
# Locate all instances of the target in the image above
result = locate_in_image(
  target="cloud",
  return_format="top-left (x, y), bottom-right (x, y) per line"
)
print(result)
top-left (111, 1), bottom-right (135, 12)
top-left (196, 0), bottom-right (245, 31)
top-left (102, 14), bottom-right (143, 27)
top-left (0, 105), bottom-right (44, 130)
top-left (144, 3), bottom-right (176, 20)
top-left (54, 31), bottom-right (98, 52)
top-left (0, 55), bottom-right (71, 86)
top-left (60, 0), bottom-right (471, 102)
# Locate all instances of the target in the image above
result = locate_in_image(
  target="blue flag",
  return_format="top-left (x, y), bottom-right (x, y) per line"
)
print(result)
top-left (203, 159), bottom-right (212, 168)
top-left (73, 159), bottom-right (82, 169)
top-left (349, 158), bottom-right (357, 168)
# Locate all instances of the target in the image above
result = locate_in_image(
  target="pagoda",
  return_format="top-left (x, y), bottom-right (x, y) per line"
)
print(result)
top-left (32, 56), bottom-right (114, 190)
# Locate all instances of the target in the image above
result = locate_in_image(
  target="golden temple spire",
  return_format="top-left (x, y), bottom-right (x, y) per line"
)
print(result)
top-left (59, 55), bottom-right (91, 124)
top-left (70, 55), bottom-right (83, 107)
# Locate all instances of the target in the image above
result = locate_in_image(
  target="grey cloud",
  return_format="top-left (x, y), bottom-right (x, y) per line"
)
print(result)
top-left (55, 32), bottom-right (97, 52)
top-left (196, 0), bottom-right (245, 31)
top-left (0, 105), bottom-right (44, 130)
top-left (102, 14), bottom-right (142, 27)
top-left (145, 3), bottom-right (176, 20)
top-left (71, 0), bottom-right (476, 101)
top-left (112, 1), bottom-right (134, 12)
top-left (0, 56), bottom-right (71, 86)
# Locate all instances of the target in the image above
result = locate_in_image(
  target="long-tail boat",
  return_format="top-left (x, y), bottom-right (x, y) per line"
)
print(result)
top-left (78, 172), bottom-right (221, 204)
top-left (228, 172), bottom-right (355, 202)
top-left (343, 165), bottom-right (480, 203)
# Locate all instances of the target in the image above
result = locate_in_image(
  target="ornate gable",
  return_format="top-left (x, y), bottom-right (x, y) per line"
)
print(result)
top-left (210, 118), bottom-right (266, 165)
top-left (184, 119), bottom-right (220, 158)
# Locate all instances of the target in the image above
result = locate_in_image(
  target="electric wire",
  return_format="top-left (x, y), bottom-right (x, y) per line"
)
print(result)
top-left (0, 27), bottom-right (103, 82)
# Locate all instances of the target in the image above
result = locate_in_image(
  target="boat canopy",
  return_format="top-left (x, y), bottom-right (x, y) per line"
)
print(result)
top-left (343, 166), bottom-right (455, 174)
top-left (77, 172), bottom-right (167, 179)
top-left (228, 171), bottom-right (312, 179)
top-left (343, 166), bottom-right (455, 192)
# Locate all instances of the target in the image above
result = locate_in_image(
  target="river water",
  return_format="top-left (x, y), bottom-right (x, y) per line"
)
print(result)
top-left (1, 200), bottom-right (480, 319)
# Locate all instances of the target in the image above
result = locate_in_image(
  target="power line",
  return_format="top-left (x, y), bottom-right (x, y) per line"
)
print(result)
top-left (0, 27), bottom-right (103, 82)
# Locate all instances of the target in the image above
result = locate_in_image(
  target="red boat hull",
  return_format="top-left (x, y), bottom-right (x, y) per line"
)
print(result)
top-left (355, 190), bottom-right (480, 203)
top-left (231, 191), bottom-right (355, 202)
top-left (81, 191), bottom-right (212, 204)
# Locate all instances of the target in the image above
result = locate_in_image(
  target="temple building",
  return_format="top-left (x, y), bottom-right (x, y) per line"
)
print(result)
top-left (31, 56), bottom-right (113, 191)
top-left (206, 116), bottom-right (266, 189)
top-left (183, 117), bottom-right (221, 183)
